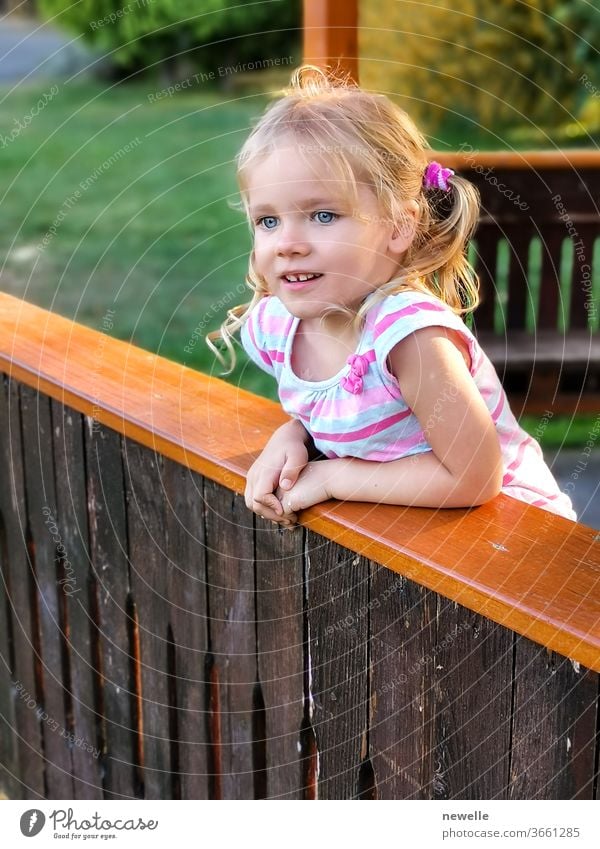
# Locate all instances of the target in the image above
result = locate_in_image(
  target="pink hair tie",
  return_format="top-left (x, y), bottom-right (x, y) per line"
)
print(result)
top-left (423, 161), bottom-right (455, 192)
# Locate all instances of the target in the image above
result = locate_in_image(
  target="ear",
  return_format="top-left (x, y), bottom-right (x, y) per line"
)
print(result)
top-left (389, 199), bottom-right (419, 255)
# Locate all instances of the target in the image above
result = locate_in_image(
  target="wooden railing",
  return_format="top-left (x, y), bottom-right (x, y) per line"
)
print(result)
top-left (0, 292), bottom-right (599, 800)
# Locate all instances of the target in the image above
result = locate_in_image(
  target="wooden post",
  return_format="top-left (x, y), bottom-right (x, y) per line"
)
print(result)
top-left (303, 0), bottom-right (359, 83)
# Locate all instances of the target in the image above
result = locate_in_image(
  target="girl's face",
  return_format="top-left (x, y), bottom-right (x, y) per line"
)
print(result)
top-left (246, 141), bottom-right (416, 330)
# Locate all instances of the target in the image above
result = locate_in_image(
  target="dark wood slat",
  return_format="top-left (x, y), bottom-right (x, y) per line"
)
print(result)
top-left (369, 569), bottom-right (436, 799)
top-left (506, 228), bottom-right (531, 331)
top-left (569, 224), bottom-right (597, 330)
top-left (0, 386), bottom-right (20, 799)
top-left (0, 377), bottom-right (44, 798)
top-left (203, 480), bottom-right (256, 799)
top-left (538, 226), bottom-right (566, 329)
top-left (124, 439), bottom-right (171, 799)
top-left (20, 385), bottom-right (74, 798)
top-left (84, 420), bottom-right (136, 799)
top-left (509, 641), bottom-right (598, 799)
top-left (433, 605), bottom-right (513, 799)
top-left (255, 520), bottom-right (305, 799)
top-left (162, 459), bottom-right (210, 800)
top-left (476, 329), bottom-right (598, 368)
top-left (306, 535), bottom-right (369, 799)
top-left (472, 227), bottom-right (501, 331)
top-left (51, 401), bottom-right (103, 799)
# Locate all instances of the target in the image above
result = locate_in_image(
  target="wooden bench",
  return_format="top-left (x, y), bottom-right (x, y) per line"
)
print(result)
top-left (304, 1), bottom-right (600, 415)
top-left (0, 292), bottom-right (598, 800)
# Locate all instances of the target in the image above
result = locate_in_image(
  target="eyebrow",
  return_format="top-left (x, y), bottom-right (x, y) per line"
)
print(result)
top-left (249, 197), bottom-right (345, 216)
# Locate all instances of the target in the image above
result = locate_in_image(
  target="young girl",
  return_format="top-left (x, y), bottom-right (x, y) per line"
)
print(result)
top-left (209, 65), bottom-right (577, 527)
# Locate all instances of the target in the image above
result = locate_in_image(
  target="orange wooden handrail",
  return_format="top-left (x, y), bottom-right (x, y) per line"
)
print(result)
top-left (1, 292), bottom-right (599, 671)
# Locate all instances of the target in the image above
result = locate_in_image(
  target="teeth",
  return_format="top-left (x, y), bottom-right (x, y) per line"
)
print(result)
top-left (285, 273), bottom-right (320, 282)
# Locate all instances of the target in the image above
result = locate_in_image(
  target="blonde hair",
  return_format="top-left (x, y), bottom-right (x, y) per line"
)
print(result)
top-left (207, 64), bottom-right (481, 372)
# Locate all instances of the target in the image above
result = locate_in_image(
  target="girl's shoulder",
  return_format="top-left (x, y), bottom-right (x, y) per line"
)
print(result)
top-left (367, 288), bottom-right (456, 334)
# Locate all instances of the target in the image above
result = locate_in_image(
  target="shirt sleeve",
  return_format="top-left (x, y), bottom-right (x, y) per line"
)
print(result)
top-left (372, 293), bottom-right (480, 389)
top-left (239, 296), bottom-right (277, 377)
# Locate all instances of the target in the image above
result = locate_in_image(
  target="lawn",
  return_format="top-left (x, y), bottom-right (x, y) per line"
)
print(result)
top-left (0, 76), bottom-right (596, 446)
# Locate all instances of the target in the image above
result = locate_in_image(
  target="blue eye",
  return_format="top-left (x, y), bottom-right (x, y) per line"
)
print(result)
top-left (257, 216), bottom-right (278, 230)
top-left (314, 211), bottom-right (337, 224)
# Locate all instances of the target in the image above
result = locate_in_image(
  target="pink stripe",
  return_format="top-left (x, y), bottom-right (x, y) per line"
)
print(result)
top-left (502, 436), bottom-right (533, 484)
top-left (247, 306), bottom-right (272, 368)
top-left (267, 349), bottom-right (285, 364)
top-left (307, 408), bottom-right (413, 443)
top-left (315, 383), bottom-right (400, 418)
top-left (491, 391), bottom-right (506, 422)
top-left (374, 301), bottom-right (447, 335)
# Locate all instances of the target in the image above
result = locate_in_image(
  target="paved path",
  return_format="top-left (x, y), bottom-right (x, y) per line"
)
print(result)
top-left (0, 17), bottom-right (100, 83)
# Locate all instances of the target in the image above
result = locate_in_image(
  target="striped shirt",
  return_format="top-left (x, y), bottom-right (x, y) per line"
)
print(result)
top-left (240, 290), bottom-right (577, 520)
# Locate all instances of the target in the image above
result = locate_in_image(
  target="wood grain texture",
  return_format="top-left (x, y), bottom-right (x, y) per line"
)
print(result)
top-left (0, 293), bottom-right (598, 673)
top-left (203, 480), bottom-right (256, 799)
top-left (123, 439), bottom-right (171, 799)
top-left (51, 401), bottom-right (102, 798)
top-left (162, 459), bottom-right (210, 800)
top-left (254, 520), bottom-right (305, 799)
top-left (84, 421), bottom-right (136, 799)
top-left (306, 534), bottom-right (369, 799)
top-left (509, 641), bottom-right (598, 799)
top-left (20, 385), bottom-right (74, 798)
top-left (0, 379), bottom-right (46, 799)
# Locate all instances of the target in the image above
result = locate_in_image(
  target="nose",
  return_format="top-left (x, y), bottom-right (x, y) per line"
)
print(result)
top-left (275, 221), bottom-right (310, 257)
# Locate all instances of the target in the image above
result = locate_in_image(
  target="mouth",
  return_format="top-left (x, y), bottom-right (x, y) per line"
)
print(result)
top-left (281, 272), bottom-right (323, 289)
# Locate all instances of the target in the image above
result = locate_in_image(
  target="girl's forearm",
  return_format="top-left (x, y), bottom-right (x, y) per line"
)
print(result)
top-left (328, 451), bottom-right (501, 509)
top-left (270, 418), bottom-right (321, 460)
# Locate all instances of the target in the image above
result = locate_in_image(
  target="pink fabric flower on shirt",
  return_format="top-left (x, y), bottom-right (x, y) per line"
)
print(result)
top-left (340, 353), bottom-right (370, 395)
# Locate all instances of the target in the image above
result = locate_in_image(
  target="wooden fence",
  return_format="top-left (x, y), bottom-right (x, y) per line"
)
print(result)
top-left (0, 293), bottom-right (599, 800)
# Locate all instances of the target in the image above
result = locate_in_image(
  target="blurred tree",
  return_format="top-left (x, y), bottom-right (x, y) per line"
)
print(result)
top-left (360, 0), bottom-right (600, 135)
top-left (39, 0), bottom-right (301, 83)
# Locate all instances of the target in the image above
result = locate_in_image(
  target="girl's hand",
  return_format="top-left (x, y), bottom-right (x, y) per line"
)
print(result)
top-left (276, 460), bottom-right (334, 514)
top-left (245, 422), bottom-right (311, 526)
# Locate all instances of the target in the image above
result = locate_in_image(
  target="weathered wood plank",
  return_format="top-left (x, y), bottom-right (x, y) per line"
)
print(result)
top-left (0, 377), bottom-right (45, 798)
top-left (162, 459), bottom-right (210, 800)
top-left (20, 385), bottom-right (74, 798)
top-left (204, 480), bottom-right (256, 799)
top-left (52, 401), bottom-right (102, 798)
top-left (306, 534), bottom-right (369, 799)
top-left (0, 382), bottom-right (20, 799)
top-left (255, 520), bottom-right (305, 799)
top-left (124, 439), bottom-right (171, 799)
top-left (84, 420), bottom-right (136, 799)
top-left (370, 568), bottom-right (436, 799)
top-left (432, 604), bottom-right (513, 799)
top-left (509, 641), bottom-right (598, 799)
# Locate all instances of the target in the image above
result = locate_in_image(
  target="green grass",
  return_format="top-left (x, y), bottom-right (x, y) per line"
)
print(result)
top-left (0, 78), bottom-right (596, 445)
